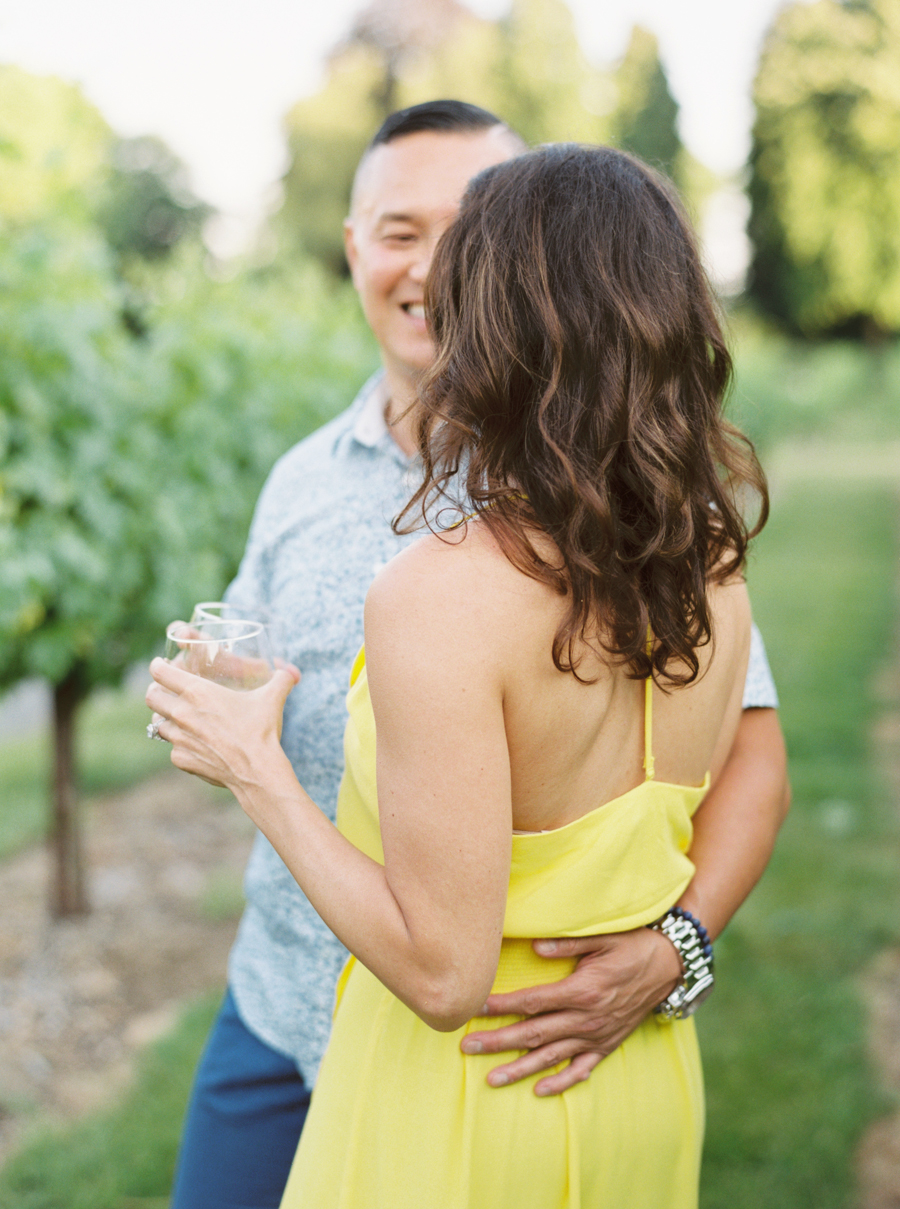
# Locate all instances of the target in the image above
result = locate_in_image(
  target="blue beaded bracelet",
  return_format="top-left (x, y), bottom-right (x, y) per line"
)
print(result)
top-left (668, 905), bottom-right (713, 958)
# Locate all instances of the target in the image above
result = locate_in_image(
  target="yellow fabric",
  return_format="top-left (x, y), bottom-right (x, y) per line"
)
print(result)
top-left (281, 649), bottom-right (709, 1209)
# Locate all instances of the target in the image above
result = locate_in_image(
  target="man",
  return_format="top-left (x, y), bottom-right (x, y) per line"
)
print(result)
top-left (170, 101), bottom-right (788, 1209)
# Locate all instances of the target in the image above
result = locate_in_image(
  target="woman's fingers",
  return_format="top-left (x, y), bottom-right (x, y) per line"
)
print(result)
top-left (146, 682), bottom-right (174, 715)
top-left (267, 666), bottom-right (301, 701)
top-left (149, 655), bottom-right (195, 693)
top-left (145, 657), bottom-right (298, 795)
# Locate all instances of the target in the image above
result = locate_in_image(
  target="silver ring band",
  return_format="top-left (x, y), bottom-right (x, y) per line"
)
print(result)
top-left (146, 719), bottom-right (164, 741)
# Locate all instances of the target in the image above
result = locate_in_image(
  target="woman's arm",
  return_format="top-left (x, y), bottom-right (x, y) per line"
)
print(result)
top-left (459, 704), bottom-right (789, 1092)
top-left (147, 541), bottom-right (514, 1032)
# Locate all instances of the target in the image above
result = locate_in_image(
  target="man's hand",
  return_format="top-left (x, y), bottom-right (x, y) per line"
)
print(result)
top-left (460, 927), bottom-right (681, 1096)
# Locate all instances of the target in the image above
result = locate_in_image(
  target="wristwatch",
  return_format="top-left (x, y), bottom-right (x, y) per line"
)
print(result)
top-left (648, 906), bottom-right (715, 1020)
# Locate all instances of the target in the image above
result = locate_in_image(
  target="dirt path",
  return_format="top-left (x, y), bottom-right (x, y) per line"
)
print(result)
top-left (0, 771), bottom-right (255, 1166)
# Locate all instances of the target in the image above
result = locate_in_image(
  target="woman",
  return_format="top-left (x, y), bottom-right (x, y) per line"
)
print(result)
top-left (148, 144), bottom-right (767, 1208)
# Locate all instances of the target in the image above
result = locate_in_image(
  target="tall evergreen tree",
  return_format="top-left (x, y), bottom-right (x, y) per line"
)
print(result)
top-left (609, 26), bottom-right (682, 183)
top-left (747, 0), bottom-right (900, 338)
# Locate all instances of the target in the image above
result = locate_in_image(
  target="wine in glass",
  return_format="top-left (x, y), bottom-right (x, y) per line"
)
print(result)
top-left (165, 619), bottom-right (275, 690)
top-left (189, 602), bottom-right (286, 664)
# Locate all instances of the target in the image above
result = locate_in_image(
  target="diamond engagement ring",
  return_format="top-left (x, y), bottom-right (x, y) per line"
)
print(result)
top-left (146, 719), bottom-right (164, 741)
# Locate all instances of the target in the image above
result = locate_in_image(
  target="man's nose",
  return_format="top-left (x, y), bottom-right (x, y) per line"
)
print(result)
top-left (407, 237), bottom-right (437, 284)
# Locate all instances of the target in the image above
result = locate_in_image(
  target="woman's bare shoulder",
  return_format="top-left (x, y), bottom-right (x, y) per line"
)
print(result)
top-left (364, 521), bottom-right (548, 668)
top-left (371, 522), bottom-right (535, 609)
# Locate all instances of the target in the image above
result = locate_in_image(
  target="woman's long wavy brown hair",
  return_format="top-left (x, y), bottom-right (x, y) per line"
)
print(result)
top-left (395, 144), bottom-right (768, 685)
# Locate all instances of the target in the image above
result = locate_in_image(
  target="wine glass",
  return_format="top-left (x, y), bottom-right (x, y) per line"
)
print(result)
top-left (165, 619), bottom-right (276, 690)
top-left (189, 601), bottom-right (286, 664)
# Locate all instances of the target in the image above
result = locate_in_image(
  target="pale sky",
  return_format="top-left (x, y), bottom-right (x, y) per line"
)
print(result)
top-left (0, 0), bottom-right (786, 263)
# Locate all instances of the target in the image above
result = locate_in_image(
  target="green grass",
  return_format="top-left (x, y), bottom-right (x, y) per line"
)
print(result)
top-left (0, 688), bottom-right (172, 859)
top-left (699, 483), bottom-right (900, 1208)
top-left (0, 993), bottom-right (221, 1209)
top-left (728, 319), bottom-right (900, 454)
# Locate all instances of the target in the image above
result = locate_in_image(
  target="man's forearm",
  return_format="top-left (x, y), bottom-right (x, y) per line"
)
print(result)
top-left (677, 707), bottom-right (789, 940)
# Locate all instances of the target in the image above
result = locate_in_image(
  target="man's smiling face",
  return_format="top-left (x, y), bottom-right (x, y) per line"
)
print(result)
top-left (343, 127), bottom-right (519, 394)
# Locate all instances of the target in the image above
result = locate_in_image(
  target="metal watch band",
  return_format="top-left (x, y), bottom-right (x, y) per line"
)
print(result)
top-left (648, 906), bottom-right (715, 1020)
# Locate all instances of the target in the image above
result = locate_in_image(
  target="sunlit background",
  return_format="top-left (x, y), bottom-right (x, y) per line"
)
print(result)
top-left (1, 0), bottom-right (783, 252)
top-left (1, 1), bottom-right (899, 1205)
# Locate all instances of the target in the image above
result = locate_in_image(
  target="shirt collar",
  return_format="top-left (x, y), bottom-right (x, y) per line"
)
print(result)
top-left (350, 371), bottom-right (413, 469)
top-left (351, 373), bottom-right (392, 448)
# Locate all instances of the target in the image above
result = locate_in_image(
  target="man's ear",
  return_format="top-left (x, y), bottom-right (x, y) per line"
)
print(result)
top-left (343, 219), bottom-right (359, 288)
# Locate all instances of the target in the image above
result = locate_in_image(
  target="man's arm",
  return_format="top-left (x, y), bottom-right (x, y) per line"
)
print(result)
top-left (460, 705), bottom-right (789, 1095)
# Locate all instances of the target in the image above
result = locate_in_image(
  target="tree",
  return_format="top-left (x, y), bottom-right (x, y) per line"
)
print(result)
top-left (338, 0), bottom-right (473, 119)
top-left (278, 0), bottom-right (614, 273)
top-left (0, 221), bottom-right (154, 914)
top-left (0, 66), bottom-right (211, 337)
top-left (747, 0), bottom-right (900, 338)
top-left (0, 209), bottom-right (377, 916)
top-left (488, 0), bottom-right (608, 145)
top-left (608, 26), bottom-right (682, 185)
top-left (94, 135), bottom-right (211, 266)
top-left (278, 0), bottom-right (500, 273)
top-left (0, 65), bottom-right (111, 225)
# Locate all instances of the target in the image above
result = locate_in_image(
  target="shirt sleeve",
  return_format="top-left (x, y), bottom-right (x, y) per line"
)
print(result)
top-left (742, 623), bottom-right (779, 710)
top-left (223, 457), bottom-right (287, 611)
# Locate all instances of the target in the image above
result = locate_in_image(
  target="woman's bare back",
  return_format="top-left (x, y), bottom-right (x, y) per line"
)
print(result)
top-left (392, 518), bottom-right (751, 835)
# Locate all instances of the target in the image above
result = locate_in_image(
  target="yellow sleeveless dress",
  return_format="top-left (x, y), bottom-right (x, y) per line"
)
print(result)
top-left (280, 647), bottom-right (709, 1209)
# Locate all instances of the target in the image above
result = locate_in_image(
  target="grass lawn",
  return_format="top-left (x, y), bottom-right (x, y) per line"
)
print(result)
top-left (729, 318), bottom-right (900, 452)
top-left (699, 482), bottom-right (900, 1207)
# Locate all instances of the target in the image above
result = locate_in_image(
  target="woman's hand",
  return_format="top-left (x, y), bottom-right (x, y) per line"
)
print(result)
top-left (145, 657), bottom-right (300, 791)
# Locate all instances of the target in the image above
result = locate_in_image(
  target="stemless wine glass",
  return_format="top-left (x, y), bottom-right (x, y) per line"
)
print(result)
top-left (189, 601), bottom-right (286, 664)
top-left (165, 619), bottom-right (275, 690)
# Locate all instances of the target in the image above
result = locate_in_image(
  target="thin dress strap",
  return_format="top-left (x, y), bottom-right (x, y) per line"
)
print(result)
top-left (642, 630), bottom-right (655, 781)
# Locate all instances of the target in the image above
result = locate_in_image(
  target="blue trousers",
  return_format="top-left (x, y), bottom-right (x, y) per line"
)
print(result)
top-left (170, 989), bottom-right (312, 1209)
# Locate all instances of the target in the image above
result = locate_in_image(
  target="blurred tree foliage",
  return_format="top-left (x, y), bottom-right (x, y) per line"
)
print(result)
top-left (747, 0), bottom-right (900, 339)
top-left (0, 194), bottom-right (376, 914)
top-left (0, 64), bottom-right (111, 223)
top-left (95, 135), bottom-right (211, 267)
top-left (0, 66), bottom-right (209, 285)
top-left (277, 0), bottom-right (685, 274)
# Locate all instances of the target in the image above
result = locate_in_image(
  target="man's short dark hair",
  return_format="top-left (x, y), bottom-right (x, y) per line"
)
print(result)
top-left (367, 100), bottom-right (522, 152)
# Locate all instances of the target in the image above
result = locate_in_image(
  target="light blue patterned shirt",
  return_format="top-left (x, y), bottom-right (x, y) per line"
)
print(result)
top-left (226, 372), bottom-right (778, 1083)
